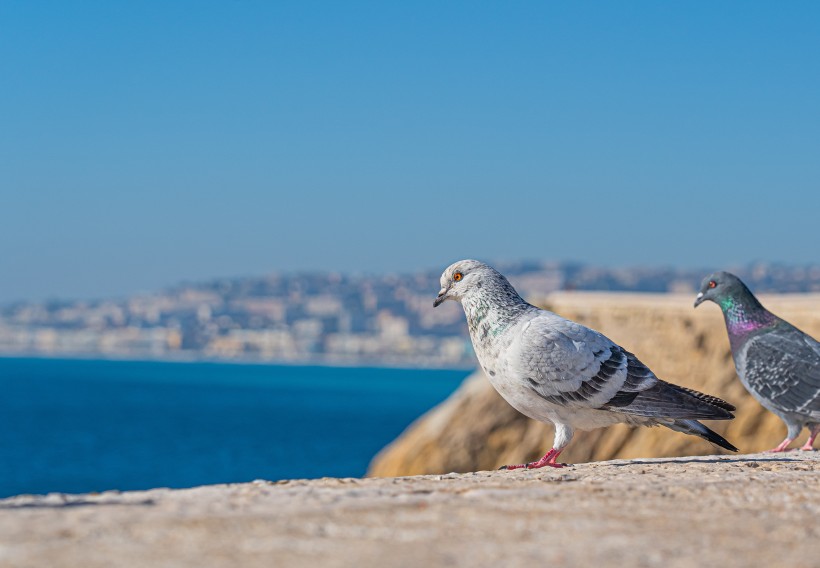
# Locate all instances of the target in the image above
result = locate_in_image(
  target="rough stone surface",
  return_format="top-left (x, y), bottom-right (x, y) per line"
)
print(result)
top-left (369, 293), bottom-right (820, 476)
top-left (1, 453), bottom-right (818, 568)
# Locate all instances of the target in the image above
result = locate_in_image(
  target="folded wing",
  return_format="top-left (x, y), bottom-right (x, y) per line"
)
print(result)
top-left (509, 314), bottom-right (734, 420)
top-left (743, 325), bottom-right (820, 416)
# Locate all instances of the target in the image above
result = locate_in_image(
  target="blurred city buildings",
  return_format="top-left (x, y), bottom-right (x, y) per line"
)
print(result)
top-left (1, 262), bottom-right (818, 368)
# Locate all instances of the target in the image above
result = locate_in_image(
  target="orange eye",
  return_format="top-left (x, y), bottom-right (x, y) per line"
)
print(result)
top-left (708, 280), bottom-right (717, 289)
top-left (453, 272), bottom-right (463, 282)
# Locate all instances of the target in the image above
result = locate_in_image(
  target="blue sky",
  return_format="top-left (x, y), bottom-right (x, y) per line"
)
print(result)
top-left (2, 2), bottom-right (818, 302)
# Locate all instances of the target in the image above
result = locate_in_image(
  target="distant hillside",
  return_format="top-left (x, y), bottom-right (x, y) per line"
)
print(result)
top-left (1, 261), bottom-right (818, 367)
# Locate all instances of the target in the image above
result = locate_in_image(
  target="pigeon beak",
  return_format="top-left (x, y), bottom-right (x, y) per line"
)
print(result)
top-left (433, 289), bottom-right (447, 308)
top-left (694, 292), bottom-right (704, 308)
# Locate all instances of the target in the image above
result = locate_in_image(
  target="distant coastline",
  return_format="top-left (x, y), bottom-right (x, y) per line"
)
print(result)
top-left (0, 352), bottom-right (475, 372)
top-left (2, 262), bottom-right (818, 369)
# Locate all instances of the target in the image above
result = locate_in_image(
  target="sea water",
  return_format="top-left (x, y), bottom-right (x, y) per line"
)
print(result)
top-left (0, 357), bottom-right (469, 497)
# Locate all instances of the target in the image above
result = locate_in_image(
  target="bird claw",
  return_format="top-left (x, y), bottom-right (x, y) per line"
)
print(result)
top-left (765, 439), bottom-right (795, 453)
top-left (499, 458), bottom-right (569, 470)
top-left (528, 461), bottom-right (566, 469)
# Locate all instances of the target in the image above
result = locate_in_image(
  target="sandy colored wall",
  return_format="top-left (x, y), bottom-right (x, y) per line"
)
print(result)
top-left (368, 292), bottom-right (820, 476)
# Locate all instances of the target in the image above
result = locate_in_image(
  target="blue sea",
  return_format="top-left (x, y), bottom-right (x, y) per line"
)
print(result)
top-left (0, 357), bottom-right (469, 498)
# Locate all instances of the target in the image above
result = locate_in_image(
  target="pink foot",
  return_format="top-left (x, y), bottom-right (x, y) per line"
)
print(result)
top-left (799, 430), bottom-right (818, 451)
top-left (765, 438), bottom-right (794, 453)
top-left (500, 448), bottom-right (567, 470)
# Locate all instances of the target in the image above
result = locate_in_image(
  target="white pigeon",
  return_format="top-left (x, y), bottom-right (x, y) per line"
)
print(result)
top-left (434, 260), bottom-right (738, 468)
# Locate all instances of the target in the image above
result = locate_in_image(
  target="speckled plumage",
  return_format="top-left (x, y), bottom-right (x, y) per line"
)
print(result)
top-left (696, 271), bottom-right (820, 451)
top-left (434, 260), bottom-right (737, 467)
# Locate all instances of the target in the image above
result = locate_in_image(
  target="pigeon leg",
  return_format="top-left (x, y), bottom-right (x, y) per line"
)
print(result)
top-left (765, 438), bottom-right (794, 453)
top-left (799, 425), bottom-right (819, 451)
top-left (499, 448), bottom-right (566, 470)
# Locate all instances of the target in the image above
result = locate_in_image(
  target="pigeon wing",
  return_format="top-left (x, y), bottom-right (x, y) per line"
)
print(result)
top-left (507, 315), bottom-right (657, 410)
top-left (509, 314), bottom-right (735, 419)
top-left (743, 325), bottom-right (820, 415)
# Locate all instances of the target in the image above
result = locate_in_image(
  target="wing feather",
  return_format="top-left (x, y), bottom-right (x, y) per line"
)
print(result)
top-left (508, 315), bottom-right (653, 409)
top-left (743, 325), bottom-right (820, 415)
top-left (509, 313), bottom-right (734, 420)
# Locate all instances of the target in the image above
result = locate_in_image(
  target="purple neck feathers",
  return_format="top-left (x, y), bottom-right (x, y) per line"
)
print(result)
top-left (721, 294), bottom-right (776, 348)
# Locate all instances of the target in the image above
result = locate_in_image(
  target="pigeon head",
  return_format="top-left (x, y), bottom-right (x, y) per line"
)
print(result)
top-left (694, 271), bottom-right (751, 309)
top-left (433, 260), bottom-right (519, 308)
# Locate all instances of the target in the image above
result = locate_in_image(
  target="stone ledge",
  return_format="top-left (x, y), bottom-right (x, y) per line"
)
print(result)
top-left (1, 452), bottom-right (818, 568)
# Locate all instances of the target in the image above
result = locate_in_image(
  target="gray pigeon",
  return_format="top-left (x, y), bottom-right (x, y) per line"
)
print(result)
top-left (434, 260), bottom-right (737, 469)
top-left (695, 271), bottom-right (820, 452)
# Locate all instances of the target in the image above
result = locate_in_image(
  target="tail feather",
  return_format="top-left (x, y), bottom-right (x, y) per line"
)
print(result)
top-left (607, 381), bottom-right (736, 420)
top-left (671, 384), bottom-right (736, 412)
top-left (664, 419), bottom-right (738, 452)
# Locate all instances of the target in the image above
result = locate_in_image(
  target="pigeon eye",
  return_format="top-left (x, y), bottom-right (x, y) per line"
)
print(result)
top-left (453, 272), bottom-right (463, 282)
top-left (708, 280), bottom-right (717, 289)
